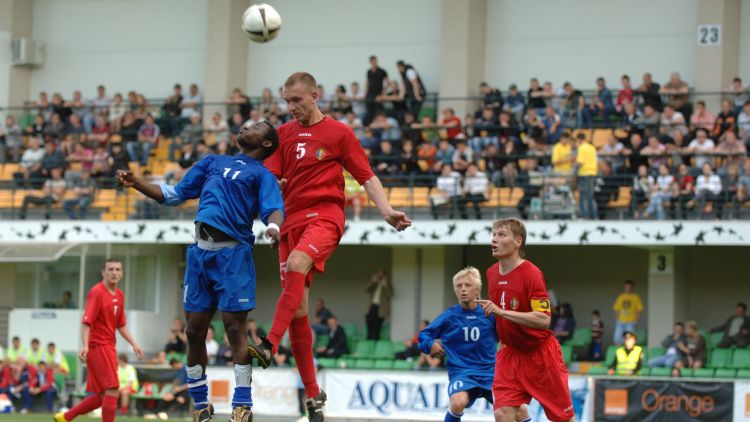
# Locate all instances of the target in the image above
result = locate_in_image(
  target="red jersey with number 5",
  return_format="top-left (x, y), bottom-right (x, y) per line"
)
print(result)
top-left (82, 281), bottom-right (126, 348)
top-left (265, 117), bottom-right (374, 234)
top-left (486, 260), bottom-right (553, 352)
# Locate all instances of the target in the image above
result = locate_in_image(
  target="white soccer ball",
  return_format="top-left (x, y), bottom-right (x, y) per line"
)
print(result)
top-left (241, 3), bottom-right (282, 43)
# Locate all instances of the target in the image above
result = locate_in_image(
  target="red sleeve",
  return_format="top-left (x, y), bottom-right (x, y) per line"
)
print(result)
top-left (528, 267), bottom-right (552, 316)
top-left (40, 369), bottom-right (53, 391)
top-left (28, 366), bottom-right (38, 388)
top-left (264, 149), bottom-right (282, 178)
top-left (339, 126), bottom-right (374, 185)
top-left (0, 368), bottom-right (9, 388)
top-left (117, 290), bottom-right (126, 328)
top-left (82, 287), bottom-right (100, 326)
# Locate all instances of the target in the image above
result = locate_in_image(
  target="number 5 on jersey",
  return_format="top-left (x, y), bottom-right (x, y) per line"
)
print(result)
top-left (296, 142), bottom-right (306, 159)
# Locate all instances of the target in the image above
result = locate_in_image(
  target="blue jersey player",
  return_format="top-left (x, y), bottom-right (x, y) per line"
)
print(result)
top-left (418, 267), bottom-right (529, 422)
top-left (117, 121), bottom-right (284, 422)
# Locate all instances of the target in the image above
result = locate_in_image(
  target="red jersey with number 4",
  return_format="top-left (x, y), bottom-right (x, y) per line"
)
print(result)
top-left (82, 282), bottom-right (126, 348)
top-left (264, 117), bottom-right (374, 234)
top-left (486, 260), bottom-right (553, 352)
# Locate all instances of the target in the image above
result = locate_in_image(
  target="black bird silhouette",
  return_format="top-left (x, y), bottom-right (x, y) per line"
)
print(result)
top-left (343, 224), bottom-right (350, 235)
top-left (182, 228), bottom-right (192, 235)
top-left (417, 231), bottom-right (427, 238)
top-left (111, 231), bottom-right (119, 237)
top-left (467, 231), bottom-right (479, 244)
top-left (671, 223), bottom-right (683, 237)
top-left (540, 232), bottom-right (550, 240)
top-left (137, 223), bottom-right (146, 234)
top-left (26, 231), bottom-right (35, 239)
top-left (695, 230), bottom-right (707, 245)
top-left (155, 230), bottom-right (166, 242)
top-left (11, 228), bottom-right (22, 238)
top-left (713, 226), bottom-right (724, 236)
top-left (557, 223), bottom-right (568, 236)
top-left (73, 225), bottom-right (82, 233)
top-left (40, 223), bottom-right (49, 234)
top-left (171, 225), bottom-right (180, 233)
top-left (642, 232), bottom-right (651, 239)
top-left (729, 229), bottom-right (738, 236)
top-left (58, 230), bottom-right (68, 242)
top-left (484, 225), bottom-right (493, 234)
top-left (447, 223), bottom-right (457, 235)
top-left (610, 228), bottom-right (620, 234)
top-left (579, 231), bottom-right (590, 244)
top-left (84, 228), bottom-right (93, 234)
top-left (655, 232), bottom-right (665, 241)
top-left (528, 232), bottom-right (537, 238)
top-left (375, 226), bottom-right (387, 234)
top-left (122, 232), bottom-right (131, 239)
top-left (359, 231), bottom-right (370, 243)
top-left (430, 232), bottom-right (440, 240)
top-left (596, 226), bottom-right (607, 235)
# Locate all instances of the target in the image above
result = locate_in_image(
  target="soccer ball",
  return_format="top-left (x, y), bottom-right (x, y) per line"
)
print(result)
top-left (241, 3), bottom-right (282, 43)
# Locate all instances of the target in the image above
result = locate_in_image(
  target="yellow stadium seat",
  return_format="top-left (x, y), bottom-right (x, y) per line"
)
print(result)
top-left (592, 129), bottom-right (612, 149)
top-left (1, 164), bottom-right (19, 180)
top-left (610, 186), bottom-right (632, 209)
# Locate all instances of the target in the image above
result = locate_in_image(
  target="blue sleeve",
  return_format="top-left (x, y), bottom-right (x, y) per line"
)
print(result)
top-left (257, 169), bottom-right (285, 225)
top-left (174, 156), bottom-right (211, 201)
top-left (417, 311), bottom-right (449, 355)
top-left (159, 184), bottom-right (182, 206)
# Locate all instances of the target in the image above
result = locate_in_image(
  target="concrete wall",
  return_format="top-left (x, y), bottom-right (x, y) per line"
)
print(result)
top-left (741, 0), bottom-right (750, 81)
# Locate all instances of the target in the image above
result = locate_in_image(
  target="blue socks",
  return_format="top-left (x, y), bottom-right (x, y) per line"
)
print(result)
top-left (186, 364), bottom-right (209, 411)
top-left (444, 410), bottom-right (462, 422)
top-left (232, 363), bottom-right (253, 408)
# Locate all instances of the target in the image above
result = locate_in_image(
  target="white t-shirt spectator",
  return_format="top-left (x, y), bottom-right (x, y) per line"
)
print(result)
top-left (181, 91), bottom-right (203, 119)
top-left (654, 175), bottom-right (674, 193)
top-left (436, 172), bottom-right (462, 197)
top-left (738, 111), bottom-right (750, 138)
top-left (660, 111), bottom-right (688, 135)
top-left (206, 338), bottom-right (219, 364)
top-left (688, 138), bottom-right (716, 169)
top-left (601, 141), bottom-right (625, 170)
top-left (464, 172), bottom-right (489, 196)
top-left (91, 95), bottom-right (112, 115)
top-left (20, 148), bottom-right (45, 168)
top-left (696, 174), bottom-right (722, 195)
top-left (452, 148), bottom-right (474, 165)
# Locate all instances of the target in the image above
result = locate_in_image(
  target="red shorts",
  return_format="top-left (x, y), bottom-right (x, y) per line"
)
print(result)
top-left (279, 219), bottom-right (342, 287)
top-left (86, 345), bottom-right (119, 394)
top-left (492, 336), bottom-right (573, 422)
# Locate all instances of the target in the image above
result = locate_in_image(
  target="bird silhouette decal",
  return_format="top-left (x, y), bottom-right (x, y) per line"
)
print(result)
top-left (695, 230), bottom-right (707, 245)
top-left (671, 223), bottom-right (683, 237)
top-left (556, 223), bottom-right (568, 236)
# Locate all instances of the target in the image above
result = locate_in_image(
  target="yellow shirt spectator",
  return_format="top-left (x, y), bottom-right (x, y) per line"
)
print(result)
top-left (118, 363), bottom-right (139, 392)
top-left (576, 141), bottom-right (597, 176)
top-left (551, 142), bottom-right (573, 174)
top-left (613, 293), bottom-right (644, 323)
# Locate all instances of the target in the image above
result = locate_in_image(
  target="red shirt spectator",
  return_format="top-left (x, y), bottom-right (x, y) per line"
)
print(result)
top-left (439, 108), bottom-right (462, 140)
top-left (617, 75), bottom-right (634, 110)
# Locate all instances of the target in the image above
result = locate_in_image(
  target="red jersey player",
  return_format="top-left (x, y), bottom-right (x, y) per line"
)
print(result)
top-left (248, 72), bottom-right (411, 421)
top-left (476, 218), bottom-right (574, 422)
top-left (55, 259), bottom-right (143, 422)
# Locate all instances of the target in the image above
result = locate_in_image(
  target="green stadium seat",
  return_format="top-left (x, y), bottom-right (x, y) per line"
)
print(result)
top-left (635, 328), bottom-right (647, 345)
top-left (569, 327), bottom-right (592, 348)
top-left (65, 352), bottom-right (78, 378)
top-left (54, 372), bottom-right (66, 393)
top-left (392, 340), bottom-right (406, 354)
top-left (354, 359), bottom-right (374, 369)
top-left (693, 368), bottom-right (715, 378)
top-left (560, 344), bottom-right (573, 365)
top-left (343, 323), bottom-right (358, 340)
top-left (605, 346), bottom-right (617, 365)
top-left (710, 332), bottom-right (725, 348)
top-left (337, 357), bottom-right (356, 369)
top-left (380, 322), bottom-right (391, 340)
top-left (679, 368), bottom-right (693, 377)
top-left (737, 369), bottom-right (750, 379)
top-left (318, 357), bottom-right (336, 368)
top-left (639, 368), bottom-right (651, 376)
top-left (373, 359), bottom-right (394, 370)
top-left (708, 348), bottom-right (732, 368)
top-left (393, 360), bottom-right (415, 370)
top-left (373, 341), bottom-right (394, 359)
top-left (648, 347), bottom-right (666, 360)
top-left (729, 349), bottom-right (750, 369)
top-left (649, 367), bottom-right (672, 377)
top-left (352, 340), bottom-right (375, 357)
top-left (587, 366), bottom-right (608, 375)
top-left (315, 334), bottom-right (329, 349)
top-left (211, 321), bottom-right (225, 343)
top-left (714, 368), bottom-right (736, 379)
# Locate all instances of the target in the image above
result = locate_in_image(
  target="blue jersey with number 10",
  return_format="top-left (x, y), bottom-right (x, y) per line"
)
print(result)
top-left (170, 154), bottom-right (284, 245)
top-left (418, 304), bottom-right (498, 379)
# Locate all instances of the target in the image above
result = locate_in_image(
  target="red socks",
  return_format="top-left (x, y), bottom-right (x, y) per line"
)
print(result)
top-left (290, 315), bottom-right (320, 398)
top-left (101, 395), bottom-right (118, 422)
top-left (120, 406), bottom-right (128, 415)
top-left (64, 394), bottom-right (103, 420)
top-left (267, 270), bottom-right (306, 354)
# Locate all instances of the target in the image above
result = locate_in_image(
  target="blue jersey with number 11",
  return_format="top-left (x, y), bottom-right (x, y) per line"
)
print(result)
top-left (418, 304), bottom-right (498, 379)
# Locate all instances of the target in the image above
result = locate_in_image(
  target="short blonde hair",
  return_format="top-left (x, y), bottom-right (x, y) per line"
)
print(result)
top-left (284, 72), bottom-right (317, 91)
top-left (452, 266), bottom-right (482, 290)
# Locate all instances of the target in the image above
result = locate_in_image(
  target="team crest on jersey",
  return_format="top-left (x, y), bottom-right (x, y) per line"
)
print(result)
top-left (510, 297), bottom-right (519, 310)
top-left (315, 147), bottom-right (327, 160)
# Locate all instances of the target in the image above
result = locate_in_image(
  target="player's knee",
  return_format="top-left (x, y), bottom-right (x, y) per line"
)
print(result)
top-left (449, 396), bottom-right (468, 413)
top-left (494, 407), bottom-right (515, 422)
top-left (286, 252), bottom-right (313, 274)
top-left (185, 323), bottom-right (206, 343)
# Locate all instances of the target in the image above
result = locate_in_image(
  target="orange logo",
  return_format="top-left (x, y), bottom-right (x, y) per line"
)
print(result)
top-left (604, 389), bottom-right (628, 415)
top-left (210, 380), bottom-right (230, 403)
top-left (744, 393), bottom-right (750, 416)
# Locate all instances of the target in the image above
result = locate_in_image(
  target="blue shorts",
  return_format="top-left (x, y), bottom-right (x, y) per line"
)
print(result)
top-left (447, 373), bottom-right (494, 408)
top-left (183, 241), bottom-right (256, 313)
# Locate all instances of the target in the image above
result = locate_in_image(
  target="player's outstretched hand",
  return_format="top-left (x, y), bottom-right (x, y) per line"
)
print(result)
top-left (475, 299), bottom-right (502, 317)
top-left (116, 169), bottom-right (135, 187)
top-left (430, 339), bottom-right (445, 359)
top-left (278, 178), bottom-right (288, 191)
top-left (132, 344), bottom-right (144, 361)
top-left (384, 209), bottom-right (412, 231)
top-left (265, 227), bottom-right (280, 248)
top-left (79, 345), bottom-right (88, 362)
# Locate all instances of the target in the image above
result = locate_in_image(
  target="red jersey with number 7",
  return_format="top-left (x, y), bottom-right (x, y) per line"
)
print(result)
top-left (82, 281), bottom-right (126, 348)
top-left (486, 260), bottom-right (553, 352)
top-left (264, 117), bottom-right (375, 234)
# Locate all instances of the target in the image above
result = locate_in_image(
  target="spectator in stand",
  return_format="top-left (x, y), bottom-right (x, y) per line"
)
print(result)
top-left (165, 143), bottom-right (198, 184)
top-left (620, 102), bottom-right (642, 136)
top-left (599, 134), bottom-right (625, 174)
top-left (737, 160), bottom-right (750, 209)
top-left (34, 91), bottom-right (52, 120)
top-left (552, 303), bottom-right (576, 344)
top-left (13, 357), bottom-right (38, 414)
top-left (205, 112), bottom-right (230, 146)
top-left (713, 99), bottom-right (737, 140)
top-left (523, 107), bottom-right (545, 141)
top-left (88, 115), bottom-right (111, 147)
top-left (372, 140), bottom-right (400, 178)
top-left (258, 87), bottom-right (275, 116)
top-left (716, 130), bottom-right (747, 175)
top-left (594, 160), bottom-right (619, 219)
top-left (738, 101), bottom-right (750, 148)
top-left (0, 115), bottom-right (22, 163)
top-left (90, 84), bottom-right (111, 123)
top-left (638, 72), bottom-right (663, 111)
top-left (589, 310), bottom-right (604, 361)
top-left (660, 72), bottom-right (691, 117)
top-left (45, 342), bottom-right (69, 375)
top-left (310, 298), bottom-right (333, 336)
top-left (396, 60), bottom-right (426, 117)
top-left (616, 75), bottom-right (635, 113)
top-left (430, 163), bottom-right (462, 219)
top-left (180, 83), bottom-right (202, 119)
top-left (224, 87), bottom-right (253, 121)
top-left (475, 106), bottom-right (499, 137)
top-left (43, 112), bottom-right (65, 140)
top-left (725, 77), bottom-right (749, 113)
top-left (14, 137), bottom-right (43, 187)
top-left (0, 360), bottom-right (10, 396)
top-left (631, 165), bottom-right (652, 217)
top-left (90, 145), bottom-right (111, 179)
top-left (670, 163), bottom-right (695, 219)
top-left (641, 135), bottom-right (668, 172)
top-left (711, 303), bottom-right (750, 348)
top-left (591, 77), bottom-right (616, 123)
top-left (216, 333), bottom-right (232, 366)
top-left (65, 90), bottom-right (91, 127)
top-left (50, 93), bottom-right (70, 122)
top-left (126, 114), bottom-right (160, 166)
top-left (689, 100), bottom-right (715, 133)
top-left (503, 84), bottom-right (525, 119)
top-left (171, 113), bottom-right (204, 161)
top-left (350, 81), bottom-right (366, 120)
top-left (644, 164), bottom-right (674, 220)
top-left (316, 84), bottom-right (331, 114)
top-left (64, 169), bottom-right (95, 220)
top-left (562, 82), bottom-right (589, 128)
top-left (164, 317), bottom-right (187, 354)
top-left (107, 93), bottom-right (127, 133)
top-left (117, 354), bottom-right (138, 416)
top-left (315, 315), bottom-right (349, 358)
top-left (686, 128), bottom-right (716, 171)
top-left (694, 163), bottom-right (723, 219)
top-left (551, 132), bottom-right (575, 174)
top-left (649, 322), bottom-right (686, 369)
top-left (205, 326), bottom-right (219, 365)
top-left (417, 138), bottom-right (437, 172)
top-left (660, 105), bottom-right (688, 138)
top-left (395, 320), bottom-right (430, 361)
top-left (19, 167), bottom-right (65, 219)
top-left (365, 270), bottom-right (393, 340)
top-left (672, 321), bottom-right (706, 377)
top-left (246, 319), bottom-right (267, 351)
top-left (118, 111), bottom-right (141, 154)
top-left (542, 105), bottom-right (562, 143)
top-left (108, 143), bottom-right (130, 181)
top-left (451, 140), bottom-right (473, 174)
top-left (331, 84), bottom-right (352, 115)
top-left (608, 331), bottom-right (643, 376)
top-left (340, 111), bottom-right (364, 139)
top-left (479, 82), bottom-right (503, 115)
top-left (26, 339), bottom-right (44, 365)
top-left (576, 134), bottom-right (598, 219)
top-left (460, 163), bottom-right (489, 219)
top-left (400, 140), bottom-right (421, 175)
top-left (528, 78), bottom-right (546, 113)
top-left (128, 91), bottom-right (149, 119)
top-left (433, 139), bottom-right (456, 173)
top-left (516, 157), bottom-right (544, 219)
top-left (634, 104), bottom-right (660, 138)
top-left (723, 165), bottom-right (742, 218)
top-left (438, 108), bottom-right (462, 140)
top-left (612, 280), bottom-right (644, 345)
top-left (160, 84), bottom-right (183, 136)
top-left (370, 112), bottom-right (401, 143)
top-left (5, 337), bottom-right (25, 363)
top-left (155, 359), bottom-right (190, 419)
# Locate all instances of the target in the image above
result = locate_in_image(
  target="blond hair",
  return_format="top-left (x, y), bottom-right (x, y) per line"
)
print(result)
top-left (284, 72), bottom-right (317, 91)
top-left (452, 266), bottom-right (482, 291)
top-left (493, 217), bottom-right (527, 257)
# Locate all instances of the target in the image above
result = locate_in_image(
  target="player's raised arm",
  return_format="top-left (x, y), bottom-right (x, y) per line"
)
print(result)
top-left (116, 169), bottom-right (166, 203)
top-left (417, 313), bottom-right (447, 357)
